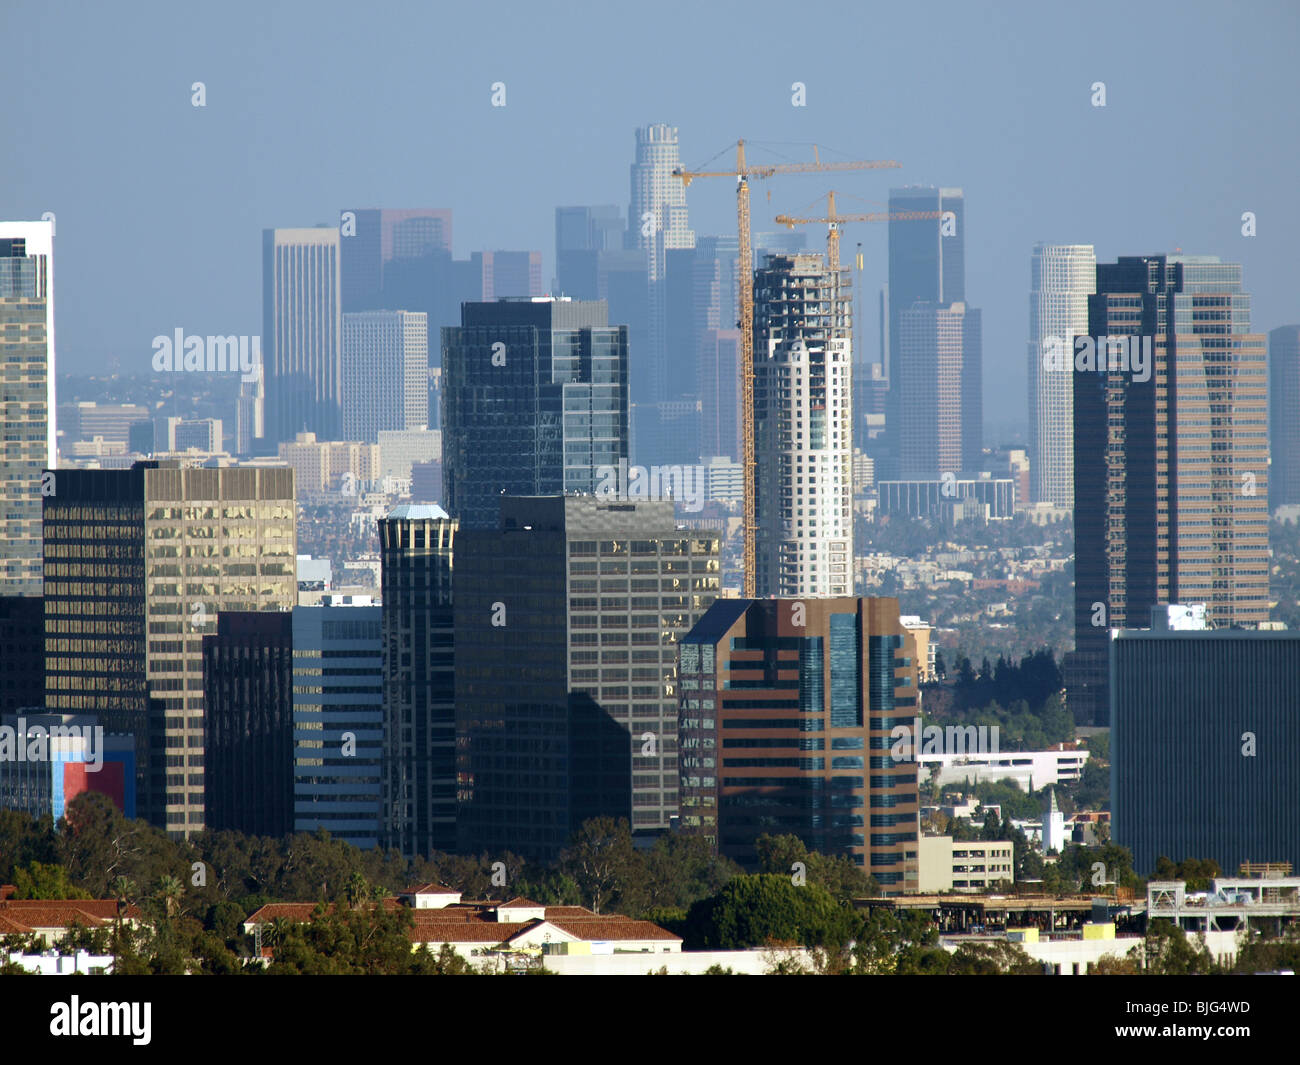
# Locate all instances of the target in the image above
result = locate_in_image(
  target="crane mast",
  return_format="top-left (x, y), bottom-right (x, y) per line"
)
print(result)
top-left (675, 145), bottom-right (900, 597)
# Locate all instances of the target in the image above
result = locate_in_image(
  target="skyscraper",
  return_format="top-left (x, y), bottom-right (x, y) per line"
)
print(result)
top-left (0, 595), bottom-right (44, 715)
top-left (340, 207), bottom-right (453, 314)
top-left (379, 505), bottom-right (457, 858)
top-left (471, 251), bottom-right (543, 300)
top-left (454, 496), bottom-right (720, 857)
top-left (1111, 611), bottom-right (1300, 874)
top-left (626, 124), bottom-right (694, 266)
top-left (341, 310), bottom-right (429, 442)
top-left (441, 298), bottom-right (629, 529)
top-left (44, 462), bottom-right (297, 834)
top-left (885, 187), bottom-right (967, 479)
top-left (626, 125), bottom-right (695, 465)
top-left (1269, 325), bottom-right (1300, 507)
top-left (897, 301), bottom-right (982, 479)
top-left (555, 206), bottom-right (624, 299)
top-left (0, 222), bottom-right (55, 595)
top-left (1027, 243), bottom-right (1096, 507)
top-left (203, 611), bottom-right (294, 838)
top-left (752, 253), bottom-right (853, 598)
top-left (263, 227), bottom-right (342, 444)
top-left (1068, 255), bottom-right (1269, 725)
top-left (699, 328), bottom-right (741, 462)
top-left (678, 597), bottom-right (921, 890)
top-left (235, 363), bottom-right (264, 456)
top-left (292, 603), bottom-right (384, 850)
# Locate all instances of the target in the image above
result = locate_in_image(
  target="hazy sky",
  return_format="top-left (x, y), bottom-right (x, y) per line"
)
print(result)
top-left (5, 0), bottom-right (1298, 436)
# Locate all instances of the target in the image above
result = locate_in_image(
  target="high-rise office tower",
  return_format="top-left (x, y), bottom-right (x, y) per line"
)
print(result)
top-left (885, 187), bottom-right (966, 479)
top-left (556, 206), bottom-right (624, 299)
top-left (342, 310), bottom-right (429, 442)
top-left (626, 124), bottom-right (694, 265)
top-left (340, 208), bottom-right (453, 314)
top-left (379, 505), bottom-right (457, 858)
top-left (1269, 325), bottom-right (1300, 507)
top-left (0, 222), bottom-right (55, 595)
top-left (695, 235), bottom-right (739, 332)
top-left (897, 301), bottom-right (982, 479)
top-left (0, 595), bottom-right (44, 714)
top-left (441, 299), bottom-right (629, 529)
top-left (1111, 608), bottom-right (1300, 874)
top-left (1068, 255), bottom-right (1269, 726)
top-left (263, 227), bottom-right (342, 445)
top-left (471, 251), bottom-right (543, 300)
top-left (292, 603), bottom-right (384, 850)
top-left (626, 125), bottom-right (695, 465)
top-left (203, 611), bottom-right (294, 837)
top-left (678, 597), bottom-right (921, 890)
top-left (699, 328), bottom-right (741, 462)
top-left (44, 462), bottom-right (297, 834)
top-left (1027, 243), bottom-right (1096, 507)
top-left (752, 253), bottom-right (853, 598)
top-left (455, 496), bottom-right (720, 858)
top-left (235, 363), bottom-right (264, 456)
top-left (203, 603), bottom-right (384, 848)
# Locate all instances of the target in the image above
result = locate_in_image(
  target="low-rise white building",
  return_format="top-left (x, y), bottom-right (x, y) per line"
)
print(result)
top-left (918, 836), bottom-right (1015, 893)
top-left (920, 746), bottom-right (1089, 792)
top-left (5, 949), bottom-right (115, 975)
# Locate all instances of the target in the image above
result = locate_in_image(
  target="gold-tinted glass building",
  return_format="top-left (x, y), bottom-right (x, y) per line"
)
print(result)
top-left (43, 461), bottom-right (296, 834)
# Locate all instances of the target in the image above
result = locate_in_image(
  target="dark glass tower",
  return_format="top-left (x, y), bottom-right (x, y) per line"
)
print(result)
top-left (379, 505), bottom-right (457, 858)
top-left (1068, 256), bottom-right (1269, 726)
top-left (454, 496), bottom-right (719, 859)
top-left (202, 611), bottom-right (294, 838)
top-left (1112, 621), bottom-right (1300, 874)
top-left (441, 299), bottom-right (629, 529)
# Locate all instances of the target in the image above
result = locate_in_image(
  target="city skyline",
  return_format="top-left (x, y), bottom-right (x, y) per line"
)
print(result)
top-left (4, 0), bottom-right (1300, 993)
top-left (6, 1), bottom-right (1297, 439)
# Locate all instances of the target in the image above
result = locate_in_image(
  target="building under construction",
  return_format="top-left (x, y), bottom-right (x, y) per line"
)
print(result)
top-left (752, 252), bottom-right (853, 598)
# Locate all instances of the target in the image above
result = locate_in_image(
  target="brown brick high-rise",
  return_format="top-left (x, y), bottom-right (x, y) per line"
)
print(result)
top-left (678, 597), bottom-right (921, 893)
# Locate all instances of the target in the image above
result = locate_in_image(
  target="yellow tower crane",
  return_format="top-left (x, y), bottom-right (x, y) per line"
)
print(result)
top-left (775, 189), bottom-right (944, 275)
top-left (674, 145), bottom-right (901, 597)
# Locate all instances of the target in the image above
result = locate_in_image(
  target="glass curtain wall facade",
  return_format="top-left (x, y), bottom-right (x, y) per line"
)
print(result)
top-left (441, 300), bottom-right (628, 529)
top-left (678, 597), bottom-right (920, 891)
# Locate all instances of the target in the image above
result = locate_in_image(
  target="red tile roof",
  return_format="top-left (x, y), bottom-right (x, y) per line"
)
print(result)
top-left (410, 922), bottom-right (531, 944)
top-left (0, 899), bottom-right (142, 923)
top-left (0, 914), bottom-right (34, 934)
top-left (243, 898), bottom-right (678, 944)
top-left (0, 906), bottom-right (102, 930)
top-left (545, 918), bottom-right (681, 941)
top-left (498, 897), bottom-right (543, 908)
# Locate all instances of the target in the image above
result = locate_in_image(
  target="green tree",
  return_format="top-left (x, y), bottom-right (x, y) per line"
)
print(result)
top-left (850, 908), bottom-right (947, 974)
top-left (0, 810), bottom-right (57, 882)
top-left (558, 817), bottom-right (642, 914)
top-left (637, 833), bottom-right (738, 914)
top-left (11, 860), bottom-right (91, 900)
top-left (683, 875), bottom-right (858, 951)
top-left (267, 903), bottom-right (430, 975)
top-left (1141, 919), bottom-right (1216, 975)
top-left (753, 834), bottom-right (878, 902)
top-left (947, 939), bottom-right (1041, 975)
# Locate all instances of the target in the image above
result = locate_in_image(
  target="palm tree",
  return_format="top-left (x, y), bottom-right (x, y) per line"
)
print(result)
top-left (154, 874), bottom-right (184, 919)
top-left (344, 872), bottom-right (370, 909)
